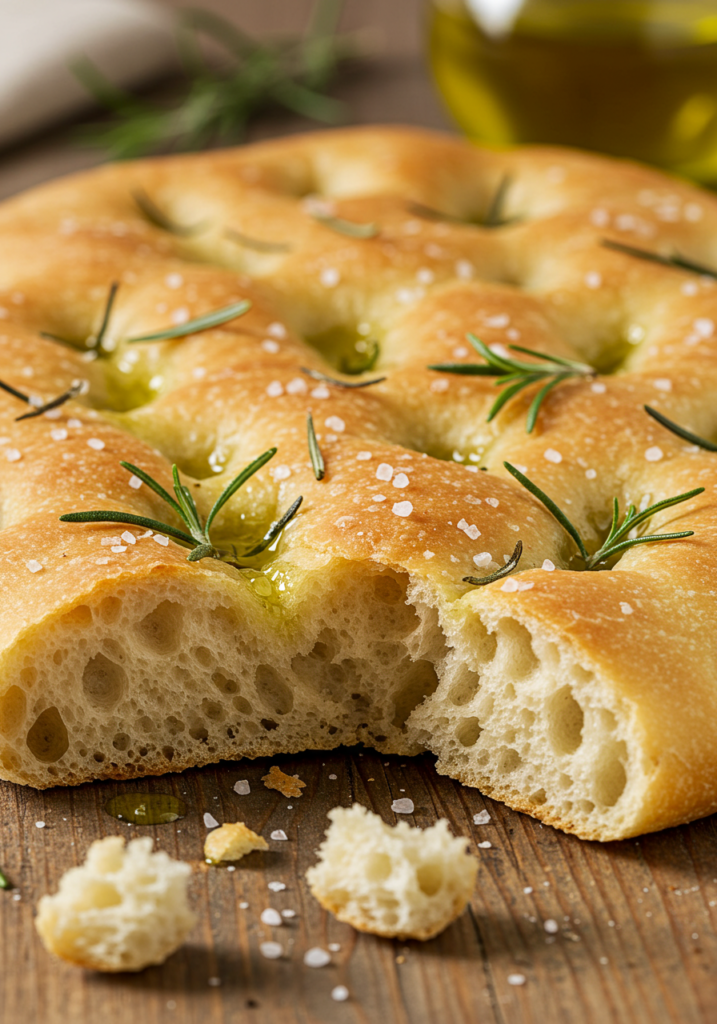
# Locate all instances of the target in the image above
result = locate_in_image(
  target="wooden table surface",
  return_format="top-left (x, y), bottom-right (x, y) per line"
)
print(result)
top-left (2, 3), bottom-right (717, 1022)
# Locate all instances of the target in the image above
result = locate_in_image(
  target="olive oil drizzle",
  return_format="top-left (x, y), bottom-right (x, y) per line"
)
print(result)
top-left (104, 792), bottom-right (187, 825)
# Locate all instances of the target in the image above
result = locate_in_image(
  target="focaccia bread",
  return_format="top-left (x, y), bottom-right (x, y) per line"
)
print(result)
top-left (1, 126), bottom-right (716, 841)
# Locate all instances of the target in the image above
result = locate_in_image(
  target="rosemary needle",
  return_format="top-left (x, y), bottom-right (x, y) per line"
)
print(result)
top-left (41, 281), bottom-right (119, 357)
top-left (0, 869), bottom-right (12, 890)
top-left (59, 451), bottom-right (302, 568)
top-left (0, 378), bottom-right (87, 420)
top-left (504, 461), bottom-right (702, 569)
top-left (133, 189), bottom-right (208, 236)
top-left (463, 540), bottom-right (523, 586)
top-left (301, 367), bottom-right (386, 388)
top-left (644, 405), bottom-right (717, 451)
top-left (307, 412), bottom-right (325, 480)
top-left (127, 300), bottom-right (251, 343)
top-left (429, 334), bottom-right (595, 432)
top-left (406, 175), bottom-right (516, 229)
top-left (224, 228), bottom-right (292, 253)
top-left (600, 239), bottom-right (717, 280)
top-left (310, 213), bottom-right (378, 238)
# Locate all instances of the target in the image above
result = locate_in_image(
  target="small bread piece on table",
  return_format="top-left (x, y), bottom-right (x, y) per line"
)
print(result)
top-left (35, 836), bottom-right (196, 972)
top-left (204, 821), bottom-right (268, 863)
top-left (306, 804), bottom-right (477, 941)
top-left (262, 766), bottom-right (306, 798)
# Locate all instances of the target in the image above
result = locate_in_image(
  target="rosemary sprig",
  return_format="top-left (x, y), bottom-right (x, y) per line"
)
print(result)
top-left (224, 228), bottom-right (292, 253)
top-left (463, 540), bottom-right (523, 586)
top-left (429, 334), bottom-right (595, 432)
top-left (41, 281), bottom-right (118, 357)
top-left (301, 366), bottom-right (386, 388)
top-left (0, 869), bottom-right (12, 890)
top-left (127, 300), bottom-right (251, 343)
top-left (310, 213), bottom-right (378, 238)
top-left (59, 452), bottom-right (302, 566)
top-left (307, 412), bottom-right (325, 479)
top-left (504, 462), bottom-right (702, 569)
top-left (600, 240), bottom-right (717, 280)
top-left (133, 189), bottom-right (208, 236)
top-left (0, 378), bottom-right (87, 420)
top-left (406, 175), bottom-right (515, 229)
top-left (72, 1), bottom-right (355, 159)
top-left (644, 405), bottom-right (717, 451)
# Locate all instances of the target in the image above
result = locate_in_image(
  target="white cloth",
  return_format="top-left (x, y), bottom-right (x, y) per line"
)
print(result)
top-left (0, 0), bottom-right (174, 148)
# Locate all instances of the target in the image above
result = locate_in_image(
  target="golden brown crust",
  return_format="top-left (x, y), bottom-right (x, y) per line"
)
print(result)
top-left (2, 126), bottom-right (717, 838)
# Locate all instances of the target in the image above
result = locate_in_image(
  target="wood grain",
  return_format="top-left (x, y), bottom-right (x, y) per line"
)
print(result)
top-left (1, 750), bottom-right (717, 1024)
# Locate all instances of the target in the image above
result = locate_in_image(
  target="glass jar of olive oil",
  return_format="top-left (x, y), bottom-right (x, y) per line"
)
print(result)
top-left (428, 0), bottom-right (717, 183)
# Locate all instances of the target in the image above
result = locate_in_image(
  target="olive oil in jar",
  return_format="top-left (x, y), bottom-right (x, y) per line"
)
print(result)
top-left (429, 0), bottom-right (717, 183)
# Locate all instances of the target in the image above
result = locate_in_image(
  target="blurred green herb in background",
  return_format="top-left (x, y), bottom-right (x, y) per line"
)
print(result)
top-left (72, 0), bottom-right (357, 159)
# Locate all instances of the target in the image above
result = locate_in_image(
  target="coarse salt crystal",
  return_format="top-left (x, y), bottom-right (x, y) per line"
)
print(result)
top-left (694, 318), bottom-right (714, 338)
top-left (203, 813), bottom-right (219, 829)
top-left (121, 531), bottom-right (136, 545)
top-left (544, 919), bottom-right (559, 934)
top-left (478, 840), bottom-right (492, 849)
top-left (473, 552), bottom-right (492, 567)
top-left (129, 475), bottom-right (142, 489)
top-left (233, 780), bottom-right (250, 795)
top-left (392, 501), bottom-right (413, 518)
top-left (473, 810), bottom-right (491, 825)
top-left (260, 942), bottom-right (283, 960)
top-left (356, 451), bottom-right (372, 460)
top-left (110, 545), bottom-right (127, 554)
top-left (585, 469), bottom-right (597, 479)
top-left (392, 473), bottom-right (409, 489)
top-left (171, 307), bottom-right (190, 325)
top-left (620, 602), bottom-right (633, 615)
top-left (325, 415), bottom-right (345, 433)
top-left (485, 497), bottom-right (499, 508)
top-left (376, 463), bottom-right (393, 481)
top-left (266, 381), bottom-right (284, 397)
top-left (153, 535), bottom-right (169, 546)
top-left (26, 561), bottom-right (43, 573)
top-left (417, 267), bottom-right (435, 285)
top-left (261, 908), bottom-right (282, 926)
top-left (682, 281), bottom-right (699, 296)
top-left (453, 346), bottom-right (469, 358)
top-left (273, 465), bottom-right (291, 481)
top-left (391, 798), bottom-right (414, 814)
top-left (270, 830), bottom-right (288, 841)
top-left (268, 882), bottom-right (286, 892)
top-left (67, 419), bottom-right (81, 428)
top-left (332, 986), bottom-right (350, 1002)
top-left (372, 494), bottom-right (386, 502)
top-left (311, 385), bottom-right (330, 399)
top-left (591, 381), bottom-right (607, 394)
top-left (645, 446), bottom-right (663, 462)
top-left (653, 378), bottom-right (672, 392)
top-left (544, 448), bottom-right (562, 464)
top-left (423, 550), bottom-right (435, 559)
top-left (501, 578), bottom-right (519, 592)
top-left (50, 428), bottom-right (68, 441)
top-left (485, 314), bottom-right (509, 329)
top-left (584, 271), bottom-right (602, 289)
top-left (455, 259), bottom-right (474, 279)
top-left (281, 909), bottom-right (296, 919)
top-left (430, 378), bottom-right (448, 393)
top-left (508, 974), bottom-right (526, 987)
top-left (304, 948), bottom-right (331, 968)
top-left (541, 559), bottom-right (556, 571)
top-left (320, 267), bottom-right (340, 288)
top-left (5, 449), bottom-right (21, 462)
top-left (523, 886), bottom-right (533, 894)
top-left (87, 438), bottom-right (105, 451)
top-left (286, 378), bottom-right (307, 395)
top-left (590, 208), bottom-right (609, 227)
top-left (35, 821), bottom-right (46, 829)
top-left (165, 273), bottom-right (183, 289)
top-left (262, 338), bottom-right (280, 354)
top-left (328, 774), bottom-right (337, 780)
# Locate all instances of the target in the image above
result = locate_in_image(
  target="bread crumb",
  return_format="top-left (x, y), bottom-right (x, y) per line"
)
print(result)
top-left (35, 836), bottom-right (195, 972)
top-left (262, 765), bottom-right (306, 798)
top-left (306, 804), bottom-right (477, 941)
top-left (204, 822), bottom-right (268, 864)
